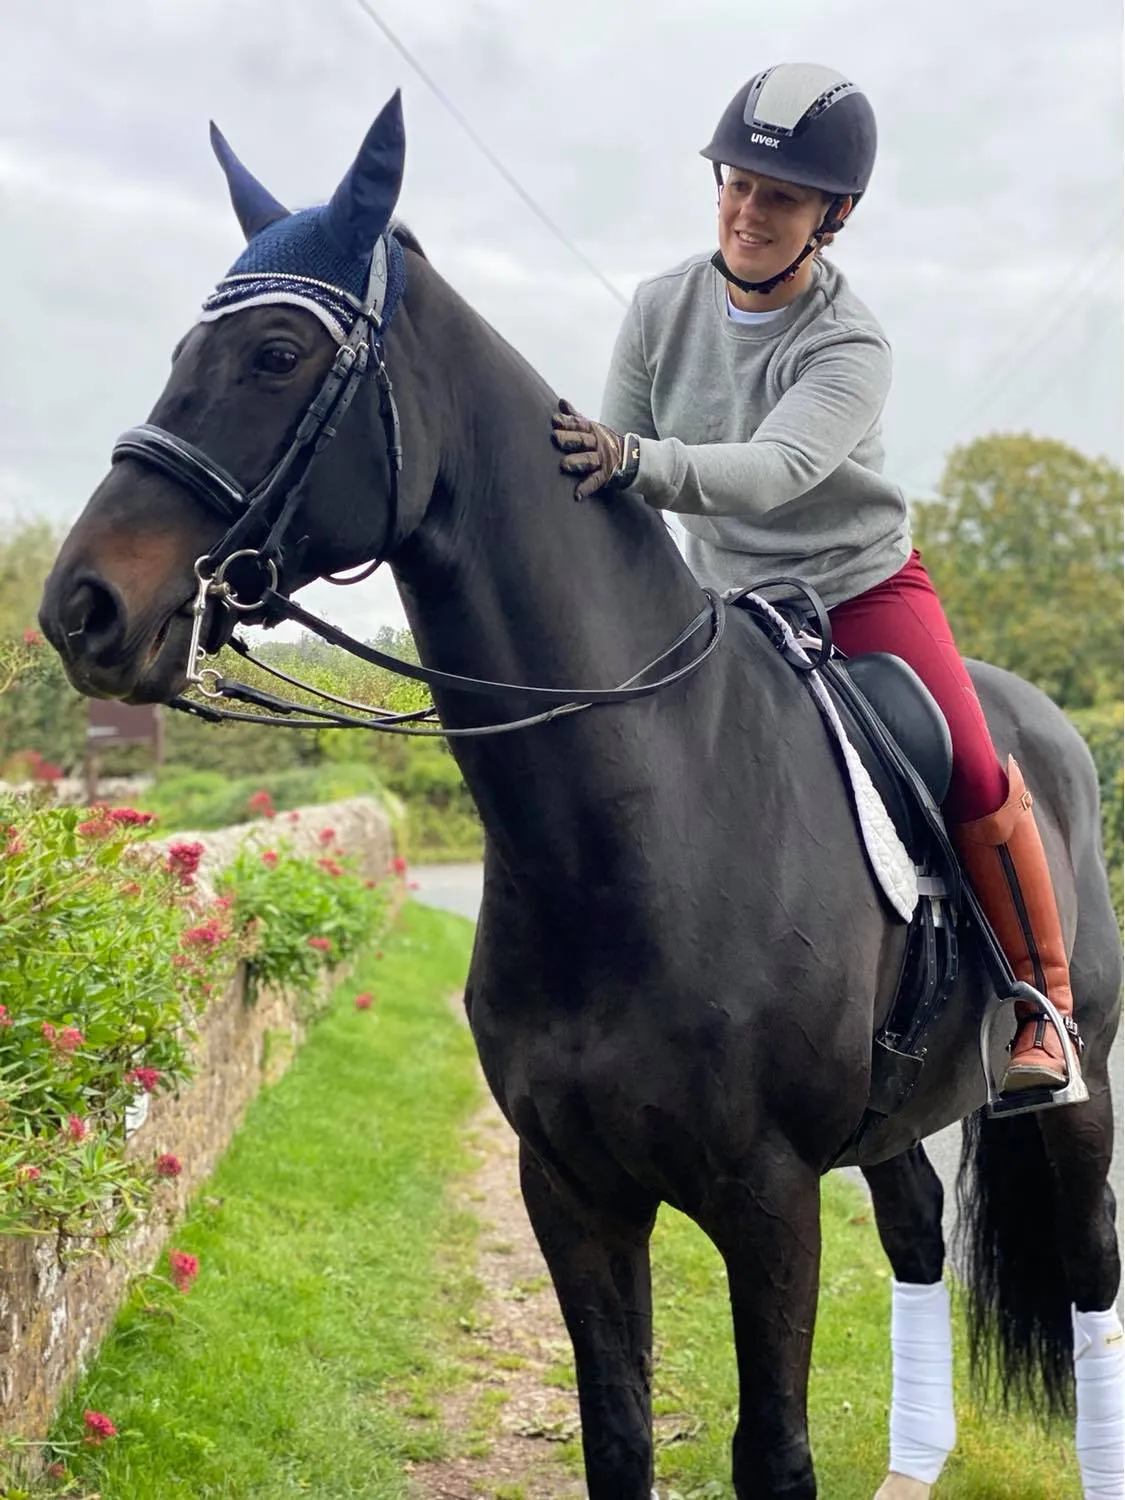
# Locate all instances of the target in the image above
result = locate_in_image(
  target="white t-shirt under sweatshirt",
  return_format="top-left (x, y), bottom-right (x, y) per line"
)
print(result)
top-left (600, 253), bottom-right (911, 608)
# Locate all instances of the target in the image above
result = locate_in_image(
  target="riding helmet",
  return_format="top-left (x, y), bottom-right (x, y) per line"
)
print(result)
top-left (700, 62), bottom-right (877, 201)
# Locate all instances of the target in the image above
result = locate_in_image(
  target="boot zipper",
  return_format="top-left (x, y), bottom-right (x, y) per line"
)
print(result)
top-left (997, 846), bottom-right (1048, 995)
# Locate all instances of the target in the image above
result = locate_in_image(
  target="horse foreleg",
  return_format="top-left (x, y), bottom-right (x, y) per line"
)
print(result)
top-left (862, 1145), bottom-right (955, 1500)
top-left (518, 1139), bottom-right (658, 1500)
top-left (701, 1152), bottom-right (821, 1500)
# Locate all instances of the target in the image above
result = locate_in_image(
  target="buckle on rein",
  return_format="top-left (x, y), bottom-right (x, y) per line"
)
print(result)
top-left (185, 549), bottom-right (278, 697)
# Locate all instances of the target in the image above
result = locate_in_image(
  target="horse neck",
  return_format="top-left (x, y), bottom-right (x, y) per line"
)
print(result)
top-left (388, 265), bottom-right (710, 874)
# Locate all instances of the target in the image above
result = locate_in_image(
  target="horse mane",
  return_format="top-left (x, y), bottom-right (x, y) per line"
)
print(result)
top-left (391, 220), bottom-right (426, 260)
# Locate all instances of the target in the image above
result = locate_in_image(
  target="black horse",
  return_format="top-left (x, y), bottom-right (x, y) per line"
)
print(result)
top-left (39, 97), bottom-right (1121, 1499)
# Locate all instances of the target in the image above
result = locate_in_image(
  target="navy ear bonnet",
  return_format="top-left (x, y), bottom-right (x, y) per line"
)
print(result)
top-left (200, 90), bottom-right (407, 342)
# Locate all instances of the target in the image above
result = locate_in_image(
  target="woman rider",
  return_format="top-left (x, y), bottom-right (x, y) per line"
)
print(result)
top-left (550, 61), bottom-right (1083, 1101)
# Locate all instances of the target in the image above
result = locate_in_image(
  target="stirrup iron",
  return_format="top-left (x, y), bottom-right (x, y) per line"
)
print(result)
top-left (979, 981), bottom-right (1088, 1117)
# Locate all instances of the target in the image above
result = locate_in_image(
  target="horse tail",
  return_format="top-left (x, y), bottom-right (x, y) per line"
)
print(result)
top-left (954, 1108), bottom-right (1074, 1418)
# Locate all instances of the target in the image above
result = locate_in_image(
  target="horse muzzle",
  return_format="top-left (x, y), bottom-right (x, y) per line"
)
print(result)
top-left (38, 567), bottom-right (197, 703)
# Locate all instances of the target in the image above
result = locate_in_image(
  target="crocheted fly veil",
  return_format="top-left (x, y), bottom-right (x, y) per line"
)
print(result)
top-left (200, 89), bottom-right (407, 342)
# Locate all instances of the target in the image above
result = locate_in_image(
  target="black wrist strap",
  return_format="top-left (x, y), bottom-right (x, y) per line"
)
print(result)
top-left (609, 431), bottom-right (642, 491)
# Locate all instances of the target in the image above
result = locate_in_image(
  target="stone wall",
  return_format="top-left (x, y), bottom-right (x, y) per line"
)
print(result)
top-left (0, 797), bottom-right (394, 1443)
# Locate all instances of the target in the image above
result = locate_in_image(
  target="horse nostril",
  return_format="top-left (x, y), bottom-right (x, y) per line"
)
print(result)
top-left (61, 579), bottom-right (124, 658)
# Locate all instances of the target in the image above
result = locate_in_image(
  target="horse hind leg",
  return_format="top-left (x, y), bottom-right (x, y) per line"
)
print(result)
top-left (1044, 848), bottom-right (1125, 1497)
top-left (862, 1145), bottom-right (956, 1500)
top-left (517, 1138), bottom-right (658, 1500)
top-left (1038, 1075), bottom-right (1124, 1498)
top-left (958, 1080), bottom-right (1123, 1494)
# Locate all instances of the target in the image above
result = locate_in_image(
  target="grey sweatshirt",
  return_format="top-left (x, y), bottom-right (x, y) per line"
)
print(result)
top-left (600, 253), bottom-right (911, 607)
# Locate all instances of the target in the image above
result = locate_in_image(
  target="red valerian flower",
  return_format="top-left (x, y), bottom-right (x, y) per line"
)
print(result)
top-left (77, 816), bottom-right (114, 838)
top-left (46, 1461), bottom-right (67, 1479)
top-left (41, 1022), bottom-right (56, 1043)
top-left (0, 1004), bottom-right (12, 1026)
top-left (66, 1115), bottom-right (89, 1142)
top-left (317, 827), bottom-right (336, 846)
top-left (23, 627), bottom-right (44, 647)
top-left (82, 1410), bottom-right (118, 1444)
top-left (392, 855), bottom-right (408, 875)
top-left (127, 1066), bottom-right (162, 1093)
top-left (18, 1165), bottom-right (41, 1182)
top-left (55, 1026), bottom-right (84, 1053)
top-left (165, 840), bottom-right (205, 885)
top-left (307, 936), bottom-right (332, 952)
top-left (248, 789), bottom-right (275, 818)
top-left (287, 810), bottom-right (301, 823)
top-left (120, 880), bottom-right (142, 897)
top-left (182, 917), bottom-right (228, 949)
top-left (155, 1153), bottom-right (182, 1178)
top-left (168, 1248), bottom-right (200, 1293)
top-left (354, 992), bottom-right (374, 1010)
top-left (260, 849), bottom-right (279, 868)
top-left (106, 806), bottom-right (155, 826)
top-left (5, 834), bottom-right (25, 856)
top-left (317, 858), bottom-right (343, 878)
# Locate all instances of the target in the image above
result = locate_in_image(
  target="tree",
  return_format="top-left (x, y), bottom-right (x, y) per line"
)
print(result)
top-left (912, 434), bottom-right (1122, 710)
top-left (0, 520), bottom-right (61, 637)
top-left (0, 522), bottom-right (86, 771)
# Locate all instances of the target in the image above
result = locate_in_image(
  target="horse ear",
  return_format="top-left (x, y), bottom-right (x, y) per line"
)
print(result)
top-left (323, 90), bottom-right (405, 263)
top-left (209, 122), bottom-right (290, 241)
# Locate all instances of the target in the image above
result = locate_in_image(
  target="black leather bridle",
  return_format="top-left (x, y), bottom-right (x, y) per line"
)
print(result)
top-left (109, 233), bottom-right (725, 738)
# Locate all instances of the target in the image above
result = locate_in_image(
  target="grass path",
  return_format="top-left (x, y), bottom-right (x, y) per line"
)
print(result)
top-left (11, 900), bottom-right (1083, 1499)
top-left (29, 903), bottom-right (483, 1500)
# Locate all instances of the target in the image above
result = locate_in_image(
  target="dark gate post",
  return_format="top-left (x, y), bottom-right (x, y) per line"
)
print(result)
top-left (83, 702), bottom-right (164, 804)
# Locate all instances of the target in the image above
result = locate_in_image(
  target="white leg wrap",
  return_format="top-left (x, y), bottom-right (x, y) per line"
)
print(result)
top-left (1073, 1304), bottom-right (1125, 1500)
top-left (887, 1278), bottom-right (957, 1485)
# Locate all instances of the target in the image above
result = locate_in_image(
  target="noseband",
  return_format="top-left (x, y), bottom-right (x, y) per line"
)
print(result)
top-left (109, 234), bottom-right (725, 739)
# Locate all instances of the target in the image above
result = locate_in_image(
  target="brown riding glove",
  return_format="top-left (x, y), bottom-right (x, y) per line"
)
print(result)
top-left (551, 399), bottom-right (641, 502)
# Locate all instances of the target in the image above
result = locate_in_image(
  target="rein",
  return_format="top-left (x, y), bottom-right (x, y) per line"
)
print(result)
top-left (110, 231), bottom-right (725, 740)
top-left (173, 554), bottom-right (725, 738)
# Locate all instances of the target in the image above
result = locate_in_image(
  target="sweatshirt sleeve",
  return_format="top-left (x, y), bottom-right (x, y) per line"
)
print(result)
top-left (630, 327), bottom-right (892, 517)
top-left (598, 295), bottom-right (659, 440)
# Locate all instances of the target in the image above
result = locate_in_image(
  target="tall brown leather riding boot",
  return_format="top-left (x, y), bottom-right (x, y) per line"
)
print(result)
top-left (951, 756), bottom-right (1083, 1094)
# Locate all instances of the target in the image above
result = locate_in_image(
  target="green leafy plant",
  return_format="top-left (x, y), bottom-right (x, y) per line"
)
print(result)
top-left (221, 832), bottom-right (392, 1007)
top-left (0, 803), bottom-right (235, 1249)
top-left (1069, 701), bottom-right (1124, 923)
top-left (135, 762), bottom-right (391, 835)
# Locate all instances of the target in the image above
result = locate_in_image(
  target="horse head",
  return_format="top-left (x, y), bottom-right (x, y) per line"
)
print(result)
top-left (39, 90), bottom-right (437, 703)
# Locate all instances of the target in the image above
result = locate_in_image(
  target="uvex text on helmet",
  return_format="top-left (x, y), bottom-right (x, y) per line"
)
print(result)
top-left (700, 62), bottom-right (877, 201)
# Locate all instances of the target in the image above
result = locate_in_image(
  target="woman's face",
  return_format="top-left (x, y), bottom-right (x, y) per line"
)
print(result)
top-left (717, 166), bottom-right (828, 285)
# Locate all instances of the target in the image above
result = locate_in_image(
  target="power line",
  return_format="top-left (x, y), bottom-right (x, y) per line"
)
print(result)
top-left (897, 217), bottom-right (1122, 484)
top-left (346, 0), bottom-right (627, 309)
top-left (1004, 292), bottom-right (1122, 429)
top-left (944, 213), bottom-right (1121, 434)
top-left (968, 253), bottom-right (1121, 429)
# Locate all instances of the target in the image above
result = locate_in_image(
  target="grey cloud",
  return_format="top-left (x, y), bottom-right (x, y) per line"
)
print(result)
top-left (0, 0), bottom-right (1120, 640)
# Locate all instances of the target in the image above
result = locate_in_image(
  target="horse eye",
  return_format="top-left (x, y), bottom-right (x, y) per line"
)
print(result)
top-left (255, 344), bottom-right (300, 376)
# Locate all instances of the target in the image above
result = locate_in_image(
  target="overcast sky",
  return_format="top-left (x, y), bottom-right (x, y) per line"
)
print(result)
top-left (1, 0), bottom-right (1121, 638)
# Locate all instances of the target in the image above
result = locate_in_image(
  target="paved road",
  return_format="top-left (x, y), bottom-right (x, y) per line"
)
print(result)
top-left (413, 863), bottom-right (1122, 1277)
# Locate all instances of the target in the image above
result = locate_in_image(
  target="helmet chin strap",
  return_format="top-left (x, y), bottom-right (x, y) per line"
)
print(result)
top-left (712, 178), bottom-right (849, 296)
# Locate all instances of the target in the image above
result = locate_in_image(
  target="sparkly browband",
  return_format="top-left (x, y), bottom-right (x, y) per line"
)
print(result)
top-left (200, 272), bottom-right (363, 343)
